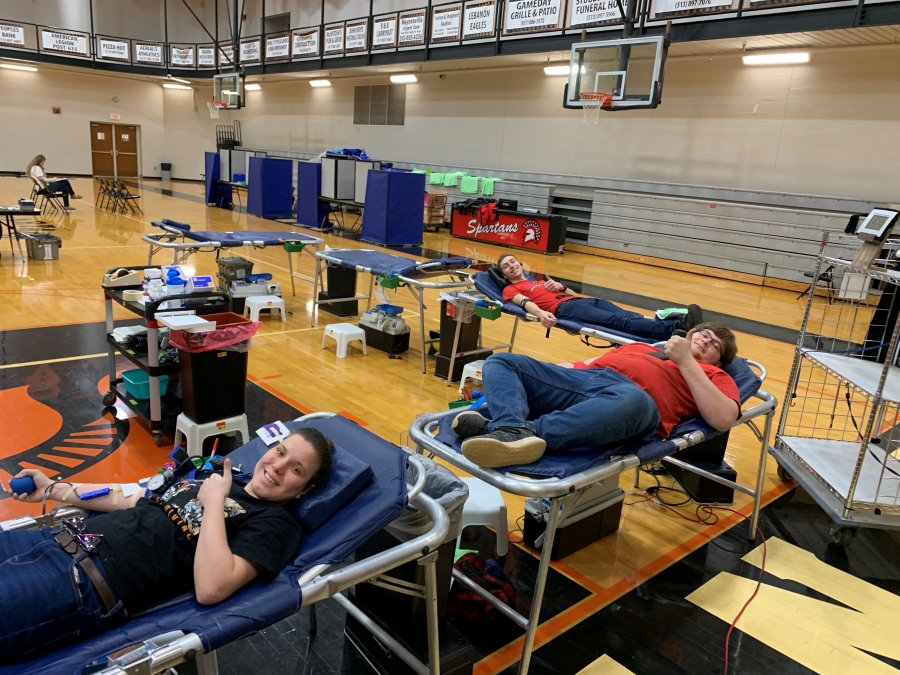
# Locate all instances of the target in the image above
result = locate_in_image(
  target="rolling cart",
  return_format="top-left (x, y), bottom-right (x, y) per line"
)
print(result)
top-left (771, 232), bottom-right (900, 546)
top-left (102, 265), bottom-right (230, 446)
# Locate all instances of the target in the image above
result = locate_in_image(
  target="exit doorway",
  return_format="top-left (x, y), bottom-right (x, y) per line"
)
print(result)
top-left (89, 122), bottom-right (140, 178)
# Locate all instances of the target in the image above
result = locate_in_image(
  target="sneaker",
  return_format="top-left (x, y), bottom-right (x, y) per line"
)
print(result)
top-left (655, 307), bottom-right (687, 321)
top-left (72, 194), bottom-right (83, 200)
top-left (452, 410), bottom-right (489, 439)
top-left (461, 428), bottom-right (546, 468)
top-left (675, 304), bottom-right (703, 332)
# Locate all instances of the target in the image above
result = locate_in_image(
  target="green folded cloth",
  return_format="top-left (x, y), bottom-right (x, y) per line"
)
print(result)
top-left (429, 173), bottom-right (445, 185)
top-left (481, 177), bottom-right (502, 196)
top-left (460, 176), bottom-right (480, 194)
top-left (442, 172), bottom-right (461, 187)
top-left (412, 168), bottom-right (426, 174)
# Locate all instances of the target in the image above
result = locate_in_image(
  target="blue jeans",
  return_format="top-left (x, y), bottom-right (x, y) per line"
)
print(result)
top-left (0, 528), bottom-right (120, 662)
top-left (47, 179), bottom-right (75, 207)
top-left (555, 298), bottom-right (676, 341)
top-left (482, 353), bottom-right (660, 451)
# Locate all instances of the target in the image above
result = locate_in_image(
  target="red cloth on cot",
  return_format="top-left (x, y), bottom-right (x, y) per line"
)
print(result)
top-left (571, 343), bottom-right (741, 438)
top-left (502, 280), bottom-right (578, 313)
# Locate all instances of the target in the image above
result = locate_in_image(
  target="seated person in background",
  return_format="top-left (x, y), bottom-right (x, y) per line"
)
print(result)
top-left (496, 253), bottom-right (703, 340)
top-left (26, 154), bottom-right (82, 210)
top-left (0, 428), bottom-right (333, 663)
top-left (453, 323), bottom-right (740, 468)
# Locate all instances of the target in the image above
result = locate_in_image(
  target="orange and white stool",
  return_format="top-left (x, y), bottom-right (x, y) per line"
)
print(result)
top-left (174, 413), bottom-right (249, 458)
top-left (322, 323), bottom-right (367, 358)
top-left (243, 295), bottom-right (286, 322)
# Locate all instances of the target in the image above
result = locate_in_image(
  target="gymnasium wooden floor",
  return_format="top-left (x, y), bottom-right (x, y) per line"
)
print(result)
top-left (1, 175), bottom-right (897, 675)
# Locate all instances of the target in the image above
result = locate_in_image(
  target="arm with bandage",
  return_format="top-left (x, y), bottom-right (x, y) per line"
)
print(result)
top-left (6, 469), bottom-right (147, 511)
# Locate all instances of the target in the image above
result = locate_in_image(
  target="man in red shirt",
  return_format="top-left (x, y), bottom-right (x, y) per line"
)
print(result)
top-left (497, 253), bottom-right (702, 340)
top-left (452, 322), bottom-right (740, 468)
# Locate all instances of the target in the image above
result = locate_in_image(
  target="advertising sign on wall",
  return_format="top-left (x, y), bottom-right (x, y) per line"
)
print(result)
top-left (99, 38), bottom-right (129, 62)
top-left (41, 29), bottom-right (89, 56)
top-left (650, 0), bottom-right (736, 18)
top-left (567, 0), bottom-right (622, 26)
top-left (135, 42), bottom-right (164, 65)
top-left (462, 0), bottom-right (496, 38)
top-left (170, 45), bottom-right (195, 66)
top-left (431, 3), bottom-right (462, 42)
top-left (398, 10), bottom-right (426, 45)
top-left (266, 33), bottom-right (290, 59)
top-left (218, 43), bottom-right (234, 66)
top-left (324, 23), bottom-right (345, 54)
top-left (346, 20), bottom-right (368, 52)
top-left (503, 0), bottom-right (563, 34)
top-left (0, 22), bottom-right (26, 47)
top-left (198, 44), bottom-right (216, 66)
top-left (373, 14), bottom-right (398, 48)
top-left (292, 29), bottom-right (320, 57)
top-left (240, 38), bottom-right (261, 62)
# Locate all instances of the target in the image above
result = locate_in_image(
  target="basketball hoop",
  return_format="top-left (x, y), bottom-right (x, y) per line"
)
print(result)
top-left (207, 101), bottom-right (227, 119)
top-left (579, 92), bottom-right (613, 125)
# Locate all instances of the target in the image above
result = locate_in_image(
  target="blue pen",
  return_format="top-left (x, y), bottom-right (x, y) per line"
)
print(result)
top-left (80, 487), bottom-right (112, 500)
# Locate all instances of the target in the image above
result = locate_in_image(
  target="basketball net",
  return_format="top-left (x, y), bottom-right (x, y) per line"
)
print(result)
top-left (580, 92), bottom-right (612, 125)
top-left (207, 101), bottom-right (226, 119)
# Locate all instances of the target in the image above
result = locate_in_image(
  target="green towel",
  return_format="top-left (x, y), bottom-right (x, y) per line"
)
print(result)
top-left (460, 176), bottom-right (480, 194)
top-left (442, 172), bottom-right (460, 187)
top-left (412, 168), bottom-right (426, 174)
top-left (429, 173), bottom-right (445, 185)
top-left (481, 177), bottom-right (502, 196)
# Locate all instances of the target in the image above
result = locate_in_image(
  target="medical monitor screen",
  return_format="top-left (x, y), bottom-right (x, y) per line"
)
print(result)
top-left (857, 208), bottom-right (899, 242)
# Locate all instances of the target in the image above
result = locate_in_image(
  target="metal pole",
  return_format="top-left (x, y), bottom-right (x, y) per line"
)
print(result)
top-left (422, 556), bottom-right (441, 675)
top-left (164, 0), bottom-right (169, 74)
top-left (233, 0), bottom-right (240, 67)
top-left (89, 0), bottom-right (96, 63)
top-left (261, 0), bottom-right (266, 71)
top-left (215, 0), bottom-right (219, 72)
top-left (749, 408), bottom-right (774, 537)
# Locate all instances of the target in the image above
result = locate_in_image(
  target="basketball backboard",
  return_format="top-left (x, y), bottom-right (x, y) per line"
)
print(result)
top-left (213, 71), bottom-right (244, 109)
top-left (563, 35), bottom-right (667, 111)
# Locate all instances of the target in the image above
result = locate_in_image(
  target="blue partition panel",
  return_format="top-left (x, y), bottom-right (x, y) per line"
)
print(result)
top-left (204, 152), bottom-right (232, 209)
top-left (247, 157), bottom-right (293, 219)
top-left (361, 170), bottom-right (425, 246)
top-left (297, 161), bottom-right (330, 229)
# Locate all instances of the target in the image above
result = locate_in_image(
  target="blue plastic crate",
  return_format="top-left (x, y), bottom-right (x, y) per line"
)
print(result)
top-left (122, 369), bottom-right (170, 399)
top-left (375, 304), bottom-right (403, 316)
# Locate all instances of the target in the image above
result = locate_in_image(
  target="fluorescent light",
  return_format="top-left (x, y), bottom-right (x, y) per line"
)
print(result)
top-left (0, 63), bottom-right (37, 72)
top-left (221, 90), bottom-right (235, 95)
top-left (742, 52), bottom-right (810, 66)
top-left (309, 79), bottom-right (331, 87)
top-left (245, 83), bottom-right (261, 91)
top-left (163, 83), bottom-right (192, 90)
top-left (167, 75), bottom-right (191, 84)
top-left (390, 74), bottom-right (417, 83)
top-left (544, 65), bottom-right (571, 76)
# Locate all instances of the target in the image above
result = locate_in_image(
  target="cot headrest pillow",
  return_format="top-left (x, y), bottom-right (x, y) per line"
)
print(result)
top-left (226, 420), bottom-right (375, 532)
top-left (487, 265), bottom-right (509, 289)
top-left (161, 218), bottom-right (191, 231)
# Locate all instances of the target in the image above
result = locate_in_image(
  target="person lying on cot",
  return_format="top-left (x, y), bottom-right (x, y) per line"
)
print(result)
top-left (494, 253), bottom-right (703, 341)
top-left (452, 322), bottom-right (740, 468)
top-left (0, 428), bottom-right (334, 664)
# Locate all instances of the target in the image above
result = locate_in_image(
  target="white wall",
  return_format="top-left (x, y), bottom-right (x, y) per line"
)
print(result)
top-left (3, 43), bottom-right (900, 199)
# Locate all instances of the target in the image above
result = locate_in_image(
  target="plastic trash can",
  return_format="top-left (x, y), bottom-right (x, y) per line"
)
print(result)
top-left (161, 162), bottom-right (172, 180)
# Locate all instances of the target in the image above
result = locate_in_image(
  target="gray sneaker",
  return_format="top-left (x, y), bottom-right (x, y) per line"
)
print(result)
top-left (461, 427), bottom-right (546, 468)
top-left (452, 410), bottom-right (489, 439)
top-left (675, 304), bottom-right (703, 332)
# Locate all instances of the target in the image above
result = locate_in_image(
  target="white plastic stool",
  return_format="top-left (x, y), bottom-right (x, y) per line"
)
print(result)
top-left (243, 295), bottom-right (286, 322)
top-left (174, 413), bottom-right (249, 458)
top-left (458, 359), bottom-right (485, 394)
top-left (459, 477), bottom-right (508, 556)
top-left (322, 323), bottom-right (367, 358)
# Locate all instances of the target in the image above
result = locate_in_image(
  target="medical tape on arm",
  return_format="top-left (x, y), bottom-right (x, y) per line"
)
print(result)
top-left (60, 484), bottom-right (83, 501)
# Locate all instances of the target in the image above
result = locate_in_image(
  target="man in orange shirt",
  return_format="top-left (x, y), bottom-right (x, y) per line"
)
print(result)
top-left (497, 253), bottom-right (702, 340)
top-left (453, 323), bottom-right (740, 468)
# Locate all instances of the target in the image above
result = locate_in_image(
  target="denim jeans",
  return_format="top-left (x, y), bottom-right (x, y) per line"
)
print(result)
top-left (555, 297), bottom-right (676, 341)
top-left (0, 528), bottom-right (119, 662)
top-left (47, 179), bottom-right (74, 207)
top-left (482, 353), bottom-right (660, 451)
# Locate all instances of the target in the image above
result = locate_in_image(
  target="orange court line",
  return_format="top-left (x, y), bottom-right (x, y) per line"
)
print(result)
top-left (338, 411), bottom-right (369, 427)
top-left (259, 374), bottom-right (284, 380)
top-left (474, 480), bottom-right (796, 675)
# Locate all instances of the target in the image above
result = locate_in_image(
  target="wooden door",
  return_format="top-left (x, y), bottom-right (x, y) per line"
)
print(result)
top-left (90, 122), bottom-right (114, 176)
top-left (114, 125), bottom-right (139, 178)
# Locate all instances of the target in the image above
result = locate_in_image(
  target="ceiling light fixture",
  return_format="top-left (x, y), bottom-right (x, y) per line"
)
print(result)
top-left (390, 74), bottom-right (417, 83)
top-left (742, 52), bottom-right (810, 66)
top-left (163, 83), bottom-right (192, 90)
top-left (245, 83), bottom-right (261, 91)
top-left (166, 75), bottom-right (191, 84)
top-left (309, 79), bottom-right (331, 87)
top-left (543, 65), bottom-right (571, 76)
top-left (0, 63), bottom-right (38, 72)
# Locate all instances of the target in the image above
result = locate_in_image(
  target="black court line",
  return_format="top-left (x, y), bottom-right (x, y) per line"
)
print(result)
top-left (0, 319), bottom-right (143, 366)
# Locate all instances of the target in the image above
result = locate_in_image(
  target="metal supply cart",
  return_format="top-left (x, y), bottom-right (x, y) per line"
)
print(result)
top-left (771, 233), bottom-right (900, 546)
top-left (102, 265), bottom-right (230, 446)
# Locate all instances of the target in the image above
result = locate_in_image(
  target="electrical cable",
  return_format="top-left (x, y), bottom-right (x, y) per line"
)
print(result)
top-left (844, 385), bottom-right (900, 478)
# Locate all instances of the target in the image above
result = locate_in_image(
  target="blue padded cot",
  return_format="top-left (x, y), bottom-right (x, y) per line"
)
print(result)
top-left (2, 413), bottom-right (448, 675)
top-left (473, 270), bottom-right (656, 346)
top-left (317, 248), bottom-right (471, 277)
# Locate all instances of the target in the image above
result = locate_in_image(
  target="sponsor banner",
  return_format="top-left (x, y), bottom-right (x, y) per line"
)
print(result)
top-left (135, 42), bottom-right (164, 65)
top-left (98, 37), bottom-right (130, 62)
top-left (41, 28), bottom-right (89, 56)
top-left (218, 43), bottom-right (234, 66)
top-left (398, 10), bottom-right (426, 45)
top-left (463, 0), bottom-right (496, 38)
top-left (451, 209), bottom-right (555, 252)
top-left (198, 44), bottom-right (216, 66)
top-left (170, 44), bottom-right (195, 66)
top-left (567, 0), bottom-right (622, 26)
top-left (266, 33), bottom-right (290, 59)
top-left (0, 22), bottom-right (27, 47)
top-left (324, 23), bottom-right (345, 54)
top-left (651, 0), bottom-right (735, 17)
top-left (746, 0), bottom-right (818, 9)
top-left (240, 38), bottom-right (261, 62)
top-left (373, 14), bottom-right (398, 48)
top-left (503, 0), bottom-right (563, 34)
top-left (431, 3), bottom-right (462, 42)
top-left (346, 20), bottom-right (368, 52)
top-left (292, 29), bottom-right (319, 56)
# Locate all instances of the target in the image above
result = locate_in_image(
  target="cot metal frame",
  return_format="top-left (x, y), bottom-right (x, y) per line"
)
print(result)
top-left (141, 230), bottom-right (321, 296)
top-left (2, 413), bottom-right (449, 675)
top-left (409, 379), bottom-right (776, 675)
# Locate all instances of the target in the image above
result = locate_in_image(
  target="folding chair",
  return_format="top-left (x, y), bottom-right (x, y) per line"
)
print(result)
top-left (30, 178), bottom-right (67, 215)
top-left (798, 264), bottom-right (836, 304)
top-left (114, 180), bottom-right (143, 214)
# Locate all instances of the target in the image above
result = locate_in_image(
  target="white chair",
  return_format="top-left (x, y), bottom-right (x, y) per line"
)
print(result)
top-left (322, 323), bottom-right (367, 358)
top-left (243, 295), bottom-right (286, 322)
top-left (458, 359), bottom-right (485, 394)
top-left (174, 413), bottom-right (249, 458)
top-left (459, 477), bottom-right (508, 556)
